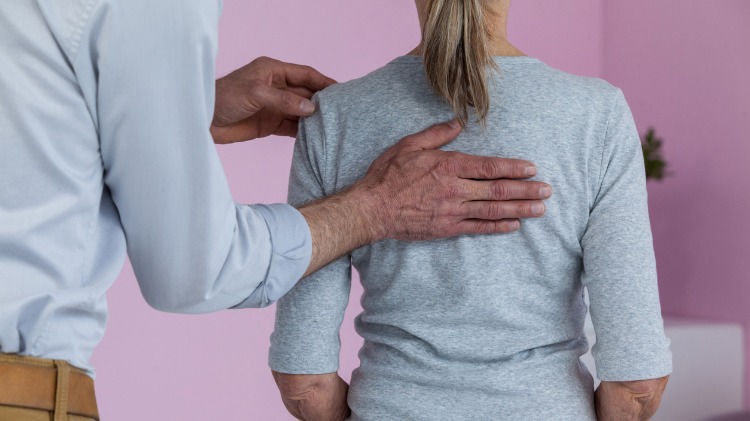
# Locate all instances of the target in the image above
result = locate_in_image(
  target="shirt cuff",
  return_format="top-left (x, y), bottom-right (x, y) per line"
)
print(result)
top-left (594, 343), bottom-right (673, 381)
top-left (232, 203), bottom-right (312, 308)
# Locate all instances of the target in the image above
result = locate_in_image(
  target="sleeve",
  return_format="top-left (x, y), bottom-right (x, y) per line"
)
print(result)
top-left (269, 98), bottom-right (353, 374)
top-left (73, 0), bottom-right (311, 312)
top-left (581, 89), bottom-right (672, 381)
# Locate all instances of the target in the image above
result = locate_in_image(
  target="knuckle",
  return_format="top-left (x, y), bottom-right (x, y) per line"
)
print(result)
top-left (492, 222), bottom-right (508, 234)
top-left (500, 221), bottom-right (517, 233)
top-left (491, 182), bottom-right (509, 200)
top-left (481, 159), bottom-right (499, 179)
top-left (424, 125), bottom-right (443, 139)
top-left (488, 202), bottom-right (505, 219)
top-left (478, 222), bottom-right (496, 234)
top-left (252, 56), bottom-right (272, 66)
top-left (280, 91), bottom-right (297, 108)
top-left (398, 136), bottom-right (419, 150)
top-left (437, 154), bottom-right (459, 175)
top-left (443, 183), bottom-right (462, 200)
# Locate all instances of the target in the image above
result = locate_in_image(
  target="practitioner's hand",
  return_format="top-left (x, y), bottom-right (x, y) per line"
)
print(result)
top-left (357, 120), bottom-right (552, 240)
top-left (272, 371), bottom-right (350, 421)
top-left (595, 377), bottom-right (669, 421)
top-left (298, 120), bottom-right (553, 277)
top-left (211, 56), bottom-right (336, 144)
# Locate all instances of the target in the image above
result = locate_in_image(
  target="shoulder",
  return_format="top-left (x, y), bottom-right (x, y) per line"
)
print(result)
top-left (38, 0), bottom-right (220, 61)
top-left (313, 61), bottom-right (420, 118)
top-left (531, 63), bottom-right (623, 112)
top-left (534, 62), bottom-right (619, 96)
top-left (501, 62), bottom-right (632, 143)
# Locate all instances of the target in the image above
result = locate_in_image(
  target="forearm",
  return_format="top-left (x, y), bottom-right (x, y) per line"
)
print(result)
top-left (595, 377), bottom-right (669, 421)
top-left (272, 371), bottom-right (350, 421)
top-left (298, 184), bottom-right (380, 277)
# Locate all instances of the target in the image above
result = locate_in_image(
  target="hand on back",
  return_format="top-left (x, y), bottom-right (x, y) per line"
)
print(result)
top-left (358, 120), bottom-right (552, 241)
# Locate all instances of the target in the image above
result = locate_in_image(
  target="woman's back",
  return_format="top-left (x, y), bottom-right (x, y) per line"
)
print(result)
top-left (270, 56), bottom-right (671, 421)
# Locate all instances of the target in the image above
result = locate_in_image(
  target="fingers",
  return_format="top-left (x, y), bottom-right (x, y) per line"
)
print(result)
top-left (212, 112), bottom-right (297, 144)
top-left (280, 61), bottom-right (338, 91)
top-left (397, 120), bottom-right (463, 152)
top-left (250, 82), bottom-right (317, 117)
top-left (286, 85), bottom-right (316, 100)
top-left (459, 200), bottom-right (546, 220)
top-left (274, 118), bottom-right (299, 138)
top-left (453, 153), bottom-right (538, 179)
top-left (456, 219), bottom-right (521, 235)
top-left (462, 179), bottom-right (553, 201)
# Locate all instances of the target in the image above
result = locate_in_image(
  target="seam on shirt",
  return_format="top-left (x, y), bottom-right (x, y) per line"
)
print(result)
top-left (30, 311), bottom-right (54, 357)
top-left (591, 89), bottom-right (622, 212)
top-left (67, 0), bottom-right (99, 68)
top-left (317, 99), bottom-right (331, 196)
top-left (77, 184), bottom-right (103, 288)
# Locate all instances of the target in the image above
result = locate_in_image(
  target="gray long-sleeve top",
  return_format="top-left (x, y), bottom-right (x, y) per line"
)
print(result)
top-left (270, 56), bottom-right (672, 421)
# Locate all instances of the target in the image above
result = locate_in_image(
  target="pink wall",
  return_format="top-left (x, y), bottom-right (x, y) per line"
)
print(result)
top-left (602, 0), bottom-right (750, 405)
top-left (90, 1), bottom-right (604, 419)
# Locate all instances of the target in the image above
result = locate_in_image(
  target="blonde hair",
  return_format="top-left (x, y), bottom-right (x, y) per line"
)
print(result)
top-left (421, 0), bottom-right (498, 127)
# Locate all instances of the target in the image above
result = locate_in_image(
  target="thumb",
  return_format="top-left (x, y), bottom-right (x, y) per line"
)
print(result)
top-left (250, 83), bottom-right (317, 117)
top-left (398, 119), bottom-right (462, 152)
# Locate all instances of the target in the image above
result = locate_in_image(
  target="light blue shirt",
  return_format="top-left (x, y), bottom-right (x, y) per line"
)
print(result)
top-left (0, 0), bottom-right (312, 375)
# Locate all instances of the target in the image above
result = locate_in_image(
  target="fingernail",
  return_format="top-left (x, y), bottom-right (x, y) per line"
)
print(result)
top-left (532, 202), bottom-right (545, 215)
top-left (509, 220), bottom-right (521, 230)
top-left (300, 99), bottom-right (315, 114)
top-left (447, 119), bottom-right (460, 129)
top-left (525, 166), bottom-right (537, 177)
top-left (540, 186), bottom-right (553, 198)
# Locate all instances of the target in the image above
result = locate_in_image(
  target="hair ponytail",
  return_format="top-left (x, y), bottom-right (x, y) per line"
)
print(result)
top-left (422, 0), bottom-right (497, 127)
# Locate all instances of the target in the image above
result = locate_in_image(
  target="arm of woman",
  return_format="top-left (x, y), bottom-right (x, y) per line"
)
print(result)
top-left (270, 251), bottom-right (353, 421)
top-left (269, 99), bottom-right (353, 420)
top-left (581, 89), bottom-right (672, 420)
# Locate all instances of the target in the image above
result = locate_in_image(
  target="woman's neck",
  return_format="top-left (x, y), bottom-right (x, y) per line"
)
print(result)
top-left (407, 39), bottom-right (525, 57)
top-left (409, 1), bottom-right (525, 57)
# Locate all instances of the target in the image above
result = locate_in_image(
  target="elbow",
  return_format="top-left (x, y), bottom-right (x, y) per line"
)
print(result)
top-left (141, 286), bottom-right (203, 314)
top-left (142, 291), bottom-right (192, 314)
top-left (137, 273), bottom-right (225, 314)
top-left (137, 267), bottom-right (270, 313)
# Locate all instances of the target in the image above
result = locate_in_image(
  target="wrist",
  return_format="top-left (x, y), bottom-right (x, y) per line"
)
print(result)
top-left (344, 181), bottom-right (389, 243)
top-left (296, 184), bottom-right (386, 277)
top-left (273, 371), bottom-right (330, 396)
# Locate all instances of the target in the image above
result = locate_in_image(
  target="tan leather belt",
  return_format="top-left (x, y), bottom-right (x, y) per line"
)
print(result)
top-left (0, 354), bottom-right (99, 420)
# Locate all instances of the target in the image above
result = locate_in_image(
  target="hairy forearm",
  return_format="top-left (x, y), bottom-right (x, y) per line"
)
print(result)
top-left (298, 184), bottom-right (381, 278)
top-left (595, 377), bottom-right (669, 421)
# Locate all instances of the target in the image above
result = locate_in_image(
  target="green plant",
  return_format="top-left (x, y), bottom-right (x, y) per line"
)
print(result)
top-left (642, 128), bottom-right (668, 181)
